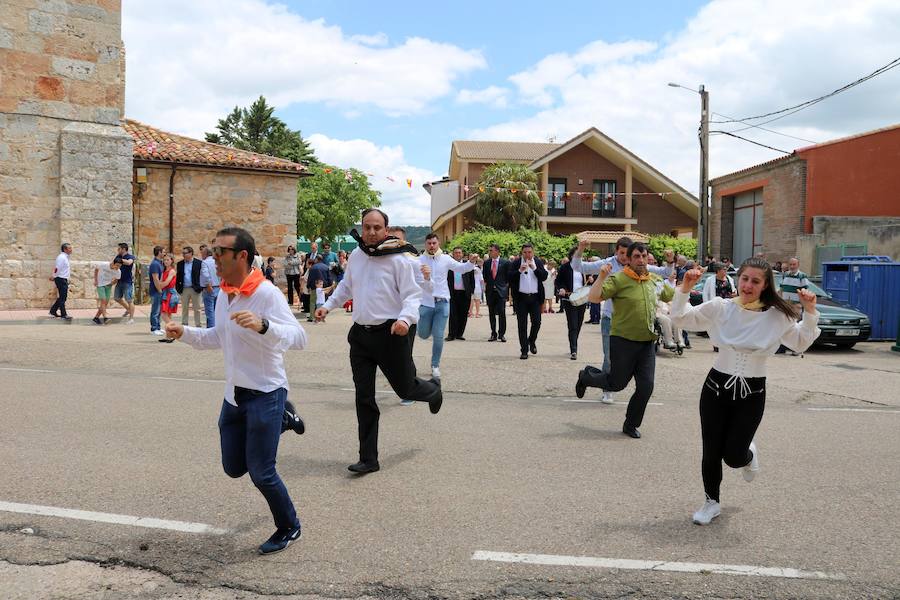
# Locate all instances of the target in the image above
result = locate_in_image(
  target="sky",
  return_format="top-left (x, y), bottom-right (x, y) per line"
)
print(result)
top-left (122, 0), bottom-right (900, 225)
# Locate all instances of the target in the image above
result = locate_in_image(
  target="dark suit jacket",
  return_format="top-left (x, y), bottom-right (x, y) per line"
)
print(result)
top-left (448, 268), bottom-right (475, 297)
top-left (508, 257), bottom-right (548, 303)
top-left (482, 256), bottom-right (509, 299)
top-left (176, 258), bottom-right (202, 293)
top-left (307, 262), bottom-right (332, 291)
top-left (554, 262), bottom-right (578, 301)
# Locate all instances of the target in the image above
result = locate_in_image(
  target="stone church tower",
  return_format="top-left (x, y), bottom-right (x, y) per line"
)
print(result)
top-left (0, 0), bottom-right (132, 308)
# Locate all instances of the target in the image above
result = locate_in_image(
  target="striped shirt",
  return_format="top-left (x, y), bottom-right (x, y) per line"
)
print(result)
top-left (780, 270), bottom-right (810, 302)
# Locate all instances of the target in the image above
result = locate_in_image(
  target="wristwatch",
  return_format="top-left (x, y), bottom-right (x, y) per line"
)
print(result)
top-left (258, 318), bottom-right (269, 335)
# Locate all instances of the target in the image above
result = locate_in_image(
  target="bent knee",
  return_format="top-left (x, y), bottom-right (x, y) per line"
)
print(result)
top-left (223, 465), bottom-right (246, 479)
top-left (723, 453), bottom-right (750, 469)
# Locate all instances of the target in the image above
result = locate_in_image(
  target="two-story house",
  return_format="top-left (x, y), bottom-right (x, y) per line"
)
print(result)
top-left (428, 127), bottom-right (698, 241)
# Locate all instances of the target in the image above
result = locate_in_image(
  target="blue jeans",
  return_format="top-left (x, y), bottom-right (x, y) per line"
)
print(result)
top-left (601, 315), bottom-right (612, 372)
top-left (150, 293), bottom-right (162, 332)
top-left (203, 287), bottom-right (218, 328)
top-left (417, 299), bottom-right (450, 368)
top-left (219, 387), bottom-right (299, 530)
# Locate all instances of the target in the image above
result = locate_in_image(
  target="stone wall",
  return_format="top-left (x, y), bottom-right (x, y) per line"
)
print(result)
top-left (132, 163), bottom-right (299, 282)
top-left (813, 216), bottom-right (900, 262)
top-left (0, 0), bottom-right (129, 309)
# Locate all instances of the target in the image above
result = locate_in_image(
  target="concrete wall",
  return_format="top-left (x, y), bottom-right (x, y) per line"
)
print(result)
top-left (429, 180), bottom-right (459, 225)
top-left (133, 163), bottom-right (299, 267)
top-left (0, 0), bottom-right (129, 309)
top-left (813, 215), bottom-right (900, 261)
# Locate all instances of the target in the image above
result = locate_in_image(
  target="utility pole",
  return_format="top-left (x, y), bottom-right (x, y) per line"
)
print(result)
top-left (697, 85), bottom-right (710, 263)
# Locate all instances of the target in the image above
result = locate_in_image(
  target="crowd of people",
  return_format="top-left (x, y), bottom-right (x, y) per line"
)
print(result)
top-left (45, 212), bottom-right (822, 554)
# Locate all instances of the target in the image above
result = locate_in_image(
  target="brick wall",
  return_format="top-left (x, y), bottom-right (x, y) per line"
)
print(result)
top-left (710, 155), bottom-right (806, 263)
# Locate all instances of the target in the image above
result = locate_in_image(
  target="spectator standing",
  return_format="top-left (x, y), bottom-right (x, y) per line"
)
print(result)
top-left (49, 243), bottom-right (73, 321)
top-left (702, 263), bottom-right (736, 303)
top-left (779, 258), bottom-right (810, 303)
top-left (283, 246), bottom-right (303, 307)
top-left (299, 258), bottom-right (312, 315)
top-left (447, 246), bottom-right (476, 341)
top-left (265, 257), bottom-right (276, 283)
top-left (542, 260), bottom-right (557, 314)
top-left (306, 256), bottom-right (332, 322)
top-left (148, 245), bottom-right (165, 335)
top-left (482, 244), bottom-right (509, 342)
top-left (321, 243), bottom-right (337, 267)
top-left (159, 254), bottom-right (178, 342)
top-left (555, 247), bottom-right (586, 360)
top-left (199, 244), bottom-right (220, 328)
top-left (508, 244), bottom-right (548, 360)
top-left (92, 257), bottom-right (120, 324)
top-left (469, 259), bottom-right (484, 318)
top-left (176, 246), bottom-right (203, 327)
top-left (113, 243), bottom-right (136, 323)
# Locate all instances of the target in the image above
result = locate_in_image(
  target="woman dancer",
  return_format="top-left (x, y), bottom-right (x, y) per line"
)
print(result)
top-left (672, 258), bottom-right (819, 525)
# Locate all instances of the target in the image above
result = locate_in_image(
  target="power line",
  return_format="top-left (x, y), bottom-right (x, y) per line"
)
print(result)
top-left (711, 111), bottom-right (818, 144)
top-left (711, 130), bottom-right (792, 154)
top-left (711, 56), bottom-right (900, 125)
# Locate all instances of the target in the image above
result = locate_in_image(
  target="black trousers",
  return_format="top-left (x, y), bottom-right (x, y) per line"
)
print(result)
top-left (285, 274), bottom-right (301, 305)
top-left (50, 277), bottom-right (69, 317)
top-left (348, 321), bottom-right (441, 464)
top-left (486, 289), bottom-right (506, 336)
top-left (562, 300), bottom-right (587, 353)
top-left (580, 335), bottom-right (656, 428)
top-left (448, 289), bottom-right (471, 338)
top-left (699, 369), bottom-right (765, 502)
top-left (515, 293), bottom-right (542, 353)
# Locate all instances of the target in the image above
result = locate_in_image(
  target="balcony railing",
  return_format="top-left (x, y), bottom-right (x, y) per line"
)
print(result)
top-left (546, 195), bottom-right (620, 218)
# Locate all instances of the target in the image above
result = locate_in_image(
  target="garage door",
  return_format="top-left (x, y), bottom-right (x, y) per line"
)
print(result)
top-left (733, 189), bottom-right (763, 264)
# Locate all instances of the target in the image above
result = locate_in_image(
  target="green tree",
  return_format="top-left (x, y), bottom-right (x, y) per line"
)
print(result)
top-left (474, 162), bottom-right (543, 230)
top-left (647, 235), bottom-right (697, 261)
top-left (205, 96), bottom-right (318, 165)
top-left (297, 164), bottom-right (381, 243)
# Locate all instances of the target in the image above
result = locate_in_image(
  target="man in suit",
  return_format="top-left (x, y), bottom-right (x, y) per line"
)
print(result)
top-left (508, 243), bottom-right (547, 360)
top-left (305, 255), bottom-right (332, 322)
top-left (482, 243), bottom-right (509, 342)
top-left (555, 246), bottom-right (586, 360)
top-left (447, 246), bottom-right (475, 341)
top-left (176, 246), bottom-right (203, 327)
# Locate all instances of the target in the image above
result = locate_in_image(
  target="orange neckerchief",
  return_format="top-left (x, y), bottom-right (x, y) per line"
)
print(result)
top-left (622, 266), bottom-right (651, 282)
top-left (220, 268), bottom-right (265, 297)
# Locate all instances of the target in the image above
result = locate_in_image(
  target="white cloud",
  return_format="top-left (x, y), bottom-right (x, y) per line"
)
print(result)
top-left (457, 85), bottom-right (510, 108)
top-left (308, 134), bottom-right (437, 225)
top-left (122, 0), bottom-right (486, 137)
top-left (473, 0), bottom-right (900, 195)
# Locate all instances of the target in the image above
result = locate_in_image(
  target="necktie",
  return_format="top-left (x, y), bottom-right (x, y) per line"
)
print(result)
top-left (491, 259), bottom-right (497, 279)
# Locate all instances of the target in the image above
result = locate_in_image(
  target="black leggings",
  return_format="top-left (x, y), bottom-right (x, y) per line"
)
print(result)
top-left (700, 368), bottom-right (766, 502)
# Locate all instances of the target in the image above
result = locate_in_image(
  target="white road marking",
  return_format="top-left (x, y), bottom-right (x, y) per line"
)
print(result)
top-left (151, 376), bottom-right (225, 384)
top-left (472, 550), bottom-right (845, 581)
top-left (339, 388), bottom-right (392, 395)
top-left (807, 407), bottom-right (900, 414)
top-left (564, 399), bottom-right (663, 405)
top-left (0, 367), bottom-right (55, 373)
top-left (0, 501), bottom-right (227, 535)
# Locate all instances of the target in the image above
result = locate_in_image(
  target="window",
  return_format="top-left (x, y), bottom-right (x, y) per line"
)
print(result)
top-left (548, 178), bottom-right (567, 216)
top-left (593, 180), bottom-right (617, 216)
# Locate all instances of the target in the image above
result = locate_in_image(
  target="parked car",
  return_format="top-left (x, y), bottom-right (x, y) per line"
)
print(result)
top-left (689, 273), bottom-right (871, 348)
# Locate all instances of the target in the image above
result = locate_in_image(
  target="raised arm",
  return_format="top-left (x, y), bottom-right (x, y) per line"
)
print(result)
top-left (671, 268), bottom-right (725, 331)
top-left (779, 289), bottom-right (820, 353)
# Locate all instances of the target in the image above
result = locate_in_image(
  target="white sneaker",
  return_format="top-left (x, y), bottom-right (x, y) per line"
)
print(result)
top-left (743, 440), bottom-right (759, 482)
top-left (431, 366), bottom-right (441, 379)
top-left (600, 391), bottom-right (615, 404)
top-left (123, 311), bottom-right (130, 318)
top-left (692, 497), bottom-right (721, 525)
top-left (151, 330), bottom-right (164, 336)
top-left (126, 318), bottom-right (135, 325)
top-left (399, 399), bottom-right (414, 406)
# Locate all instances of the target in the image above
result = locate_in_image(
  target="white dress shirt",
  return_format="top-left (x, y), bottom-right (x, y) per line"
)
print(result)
top-left (200, 256), bottom-right (220, 288)
top-left (54, 252), bottom-right (70, 279)
top-left (419, 253), bottom-right (475, 300)
top-left (518, 260), bottom-right (539, 294)
top-left (324, 248), bottom-right (422, 326)
top-left (408, 254), bottom-right (435, 308)
top-left (572, 268), bottom-right (583, 292)
top-left (179, 281), bottom-right (307, 406)
top-left (671, 290), bottom-right (819, 381)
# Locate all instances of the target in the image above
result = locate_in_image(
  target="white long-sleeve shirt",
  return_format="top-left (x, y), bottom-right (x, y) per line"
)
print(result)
top-left (407, 254), bottom-right (436, 308)
top-left (179, 281), bottom-right (307, 406)
top-left (571, 253), bottom-right (672, 318)
top-left (53, 252), bottom-right (70, 279)
top-left (323, 248), bottom-right (421, 326)
top-left (419, 253), bottom-right (475, 300)
top-left (671, 290), bottom-right (820, 382)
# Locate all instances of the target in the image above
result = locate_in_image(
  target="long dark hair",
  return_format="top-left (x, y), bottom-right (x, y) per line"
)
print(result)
top-left (737, 257), bottom-right (798, 319)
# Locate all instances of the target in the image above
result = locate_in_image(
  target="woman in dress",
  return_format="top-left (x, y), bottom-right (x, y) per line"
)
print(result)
top-left (158, 254), bottom-right (178, 343)
top-left (672, 258), bottom-right (819, 525)
top-left (542, 260), bottom-right (557, 313)
top-left (469, 258), bottom-right (484, 318)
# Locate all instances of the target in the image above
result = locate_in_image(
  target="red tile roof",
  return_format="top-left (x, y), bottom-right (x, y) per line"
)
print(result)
top-left (124, 119), bottom-right (307, 174)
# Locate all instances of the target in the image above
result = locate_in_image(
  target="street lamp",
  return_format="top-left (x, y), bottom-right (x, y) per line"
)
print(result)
top-left (668, 82), bottom-right (710, 263)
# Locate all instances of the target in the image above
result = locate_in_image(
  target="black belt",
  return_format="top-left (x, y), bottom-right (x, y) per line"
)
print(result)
top-left (354, 319), bottom-right (395, 331)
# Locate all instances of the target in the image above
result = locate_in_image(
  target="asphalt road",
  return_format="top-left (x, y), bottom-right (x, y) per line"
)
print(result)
top-left (1, 309), bottom-right (898, 599)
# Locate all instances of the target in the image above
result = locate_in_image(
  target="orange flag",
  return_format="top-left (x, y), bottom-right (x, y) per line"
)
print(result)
top-left (406, 178), bottom-right (412, 188)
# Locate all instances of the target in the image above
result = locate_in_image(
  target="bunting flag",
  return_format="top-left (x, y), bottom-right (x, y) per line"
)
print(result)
top-left (386, 176), bottom-right (395, 182)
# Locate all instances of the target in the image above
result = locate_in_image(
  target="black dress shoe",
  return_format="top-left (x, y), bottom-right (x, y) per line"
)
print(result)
top-left (488, 334), bottom-right (497, 342)
top-left (529, 342), bottom-right (537, 355)
top-left (457, 336), bottom-right (465, 341)
top-left (570, 352), bottom-right (577, 360)
top-left (428, 382), bottom-right (443, 414)
top-left (445, 336), bottom-right (455, 341)
top-left (499, 336), bottom-right (506, 342)
top-left (348, 461), bottom-right (380, 474)
top-left (520, 352), bottom-right (528, 360)
top-left (622, 425), bottom-right (641, 439)
top-left (575, 370), bottom-right (587, 398)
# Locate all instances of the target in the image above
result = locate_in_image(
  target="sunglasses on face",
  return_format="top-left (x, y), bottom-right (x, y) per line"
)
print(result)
top-left (212, 246), bottom-right (237, 257)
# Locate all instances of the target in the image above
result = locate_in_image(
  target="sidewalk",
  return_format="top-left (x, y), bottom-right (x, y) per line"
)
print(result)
top-left (0, 306), bottom-right (153, 325)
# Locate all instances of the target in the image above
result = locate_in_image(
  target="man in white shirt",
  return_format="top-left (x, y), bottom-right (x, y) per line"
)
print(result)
top-left (49, 242), bottom-right (73, 320)
top-left (317, 209), bottom-right (443, 474)
top-left (508, 243), bottom-right (548, 360)
top-left (165, 227), bottom-right (307, 556)
top-left (417, 233), bottom-right (476, 378)
top-left (198, 244), bottom-right (220, 328)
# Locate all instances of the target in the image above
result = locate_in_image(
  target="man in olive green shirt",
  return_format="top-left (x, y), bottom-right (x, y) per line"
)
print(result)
top-left (575, 242), bottom-right (673, 439)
